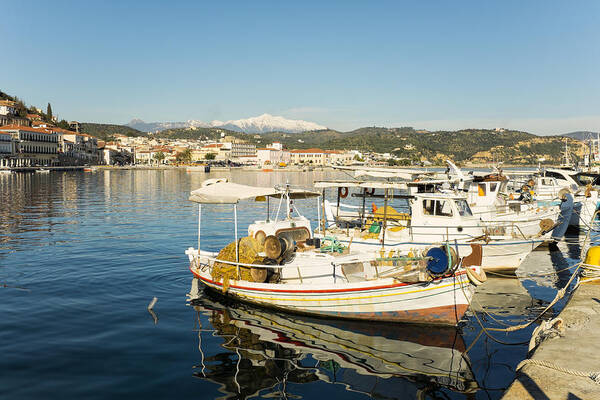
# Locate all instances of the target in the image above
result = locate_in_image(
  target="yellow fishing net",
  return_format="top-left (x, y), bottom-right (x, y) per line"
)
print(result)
top-left (212, 236), bottom-right (266, 291)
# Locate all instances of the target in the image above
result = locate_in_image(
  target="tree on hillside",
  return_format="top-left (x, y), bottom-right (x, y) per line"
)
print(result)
top-left (47, 103), bottom-right (53, 120)
top-left (204, 152), bottom-right (216, 160)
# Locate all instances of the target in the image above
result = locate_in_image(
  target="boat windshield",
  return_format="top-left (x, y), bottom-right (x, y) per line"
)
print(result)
top-left (574, 173), bottom-right (600, 186)
top-left (455, 199), bottom-right (473, 217)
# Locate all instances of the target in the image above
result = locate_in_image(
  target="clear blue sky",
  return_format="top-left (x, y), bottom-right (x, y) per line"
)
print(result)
top-left (2, 0), bottom-right (599, 134)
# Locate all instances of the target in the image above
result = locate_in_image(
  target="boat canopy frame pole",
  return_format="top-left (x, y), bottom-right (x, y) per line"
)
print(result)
top-left (266, 196), bottom-right (270, 222)
top-left (197, 204), bottom-right (201, 253)
top-left (321, 189), bottom-right (326, 234)
top-left (361, 188), bottom-right (366, 230)
top-left (234, 204), bottom-right (239, 277)
top-left (382, 188), bottom-right (389, 250)
top-left (317, 194), bottom-right (321, 234)
top-left (275, 193), bottom-right (284, 222)
top-left (336, 187), bottom-right (341, 222)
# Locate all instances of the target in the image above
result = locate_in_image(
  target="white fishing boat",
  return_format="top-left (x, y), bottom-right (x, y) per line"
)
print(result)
top-left (186, 178), bottom-right (480, 325)
top-left (515, 170), bottom-right (599, 229)
top-left (0, 169), bottom-right (12, 174)
top-left (317, 180), bottom-right (549, 274)
top-left (36, 168), bottom-right (50, 173)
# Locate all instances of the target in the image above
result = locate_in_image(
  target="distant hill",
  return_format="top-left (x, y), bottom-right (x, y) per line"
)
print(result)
top-left (255, 127), bottom-right (582, 165)
top-left (152, 126), bottom-right (253, 142)
top-left (557, 131), bottom-right (599, 141)
top-left (81, 123), bottom-right (145, 141)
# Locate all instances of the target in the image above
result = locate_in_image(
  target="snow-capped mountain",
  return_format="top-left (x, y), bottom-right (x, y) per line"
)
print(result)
top-left (215, 114), bottom-right (326, 134)
top-left (127, 114), bottom-right (326, 134)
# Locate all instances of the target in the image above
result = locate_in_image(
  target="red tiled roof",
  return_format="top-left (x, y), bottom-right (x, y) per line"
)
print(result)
top-left (290, 148), bottom-right (325, 154)
top-left (0, 124), bottom-right (56, 134)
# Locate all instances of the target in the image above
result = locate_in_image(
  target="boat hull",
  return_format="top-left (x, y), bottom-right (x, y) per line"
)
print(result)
top-left (190, 262), bottom-right (474, 325)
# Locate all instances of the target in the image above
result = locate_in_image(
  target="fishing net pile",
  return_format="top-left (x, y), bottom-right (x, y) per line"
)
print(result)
top-left (212, 236), bottom-right (266, 291)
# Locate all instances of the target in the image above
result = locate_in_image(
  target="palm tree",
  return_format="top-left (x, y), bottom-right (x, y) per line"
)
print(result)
top-left (153, 151), bottom-right (166, 165)
top-left (176, 148), bottom-right (192, 164)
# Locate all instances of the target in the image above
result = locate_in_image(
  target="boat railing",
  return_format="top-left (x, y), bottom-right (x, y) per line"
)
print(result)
top-left (196, 253), bottom-right (375, 271)
top-left (195, 251), bottom-right (437, 283)
top-left (318, 217), bottom-right (537, 240)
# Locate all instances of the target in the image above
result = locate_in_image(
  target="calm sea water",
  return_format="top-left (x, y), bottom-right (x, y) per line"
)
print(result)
top-left (0, 169), bottom-right (581, 399)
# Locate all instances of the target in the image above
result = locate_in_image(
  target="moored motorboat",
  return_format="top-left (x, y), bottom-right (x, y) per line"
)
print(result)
top-left (316, 180), bottom-right (549, 274)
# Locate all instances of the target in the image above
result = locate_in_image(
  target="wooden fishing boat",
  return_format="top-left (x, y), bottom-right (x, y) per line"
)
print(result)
top-left (186, 179), bottom-right (480, 325)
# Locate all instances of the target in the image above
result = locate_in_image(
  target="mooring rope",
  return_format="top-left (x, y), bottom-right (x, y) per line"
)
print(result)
top-left (516, 359), bottom-right (600, 384)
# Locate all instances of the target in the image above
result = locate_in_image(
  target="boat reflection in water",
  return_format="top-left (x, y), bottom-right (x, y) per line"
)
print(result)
top-left (190, 285), bottom-right (478, 399)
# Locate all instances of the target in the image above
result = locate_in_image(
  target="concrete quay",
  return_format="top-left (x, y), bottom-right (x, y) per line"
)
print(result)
top-left (502, 282), bottom-right (600, 399)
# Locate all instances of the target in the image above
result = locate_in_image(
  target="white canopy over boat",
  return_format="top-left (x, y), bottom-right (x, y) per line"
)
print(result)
top-left (332, 165), bottom-right (436, 179)
top-left (313, 180), bottom-right (409, 190)
top-left (189, 180), bottom-right (319, 204)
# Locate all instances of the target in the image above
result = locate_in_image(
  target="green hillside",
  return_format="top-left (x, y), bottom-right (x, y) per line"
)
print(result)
top-left (80, 123), bottom-right (146, 141)
top-left (257, 127), bottom-right (579, 165)
top-left (153, 127), bottom-right (252, 141)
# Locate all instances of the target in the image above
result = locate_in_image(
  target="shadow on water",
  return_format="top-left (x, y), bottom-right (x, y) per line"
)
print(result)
top-left (189, 289), bottom-right (479, 400)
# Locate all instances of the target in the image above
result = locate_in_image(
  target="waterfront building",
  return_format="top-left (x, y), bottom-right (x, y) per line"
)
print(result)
top-left (0, 125), bottom-right (59, 167)
top-left (257, 146), bottom-right (290, 166)
top-left (0, 100), bottom-right (17, 116)
top-left (135, 150), bottom-right (155, 164)
top-left (192, 143), bottom-right (230, 161)
top-left (0, 100), bottom-right (30, 127)
top-left (230, 141), bottom-right (256, 159)
top-left (0, 130), bottom-right (14, 167)
top-left (102, 142), bottom-right (134, 165)
top-left (290, 148), bottom-right (328, 165)
top-left (57, 130), bottom-right (100, 165)
top-left (326, 150), bottom-right (354, 165)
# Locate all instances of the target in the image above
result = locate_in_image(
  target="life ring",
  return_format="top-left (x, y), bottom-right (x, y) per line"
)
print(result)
top-left (339, 187), bottom-right (349, 198)
top-left (466, 267), bottom-right (487, 286)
